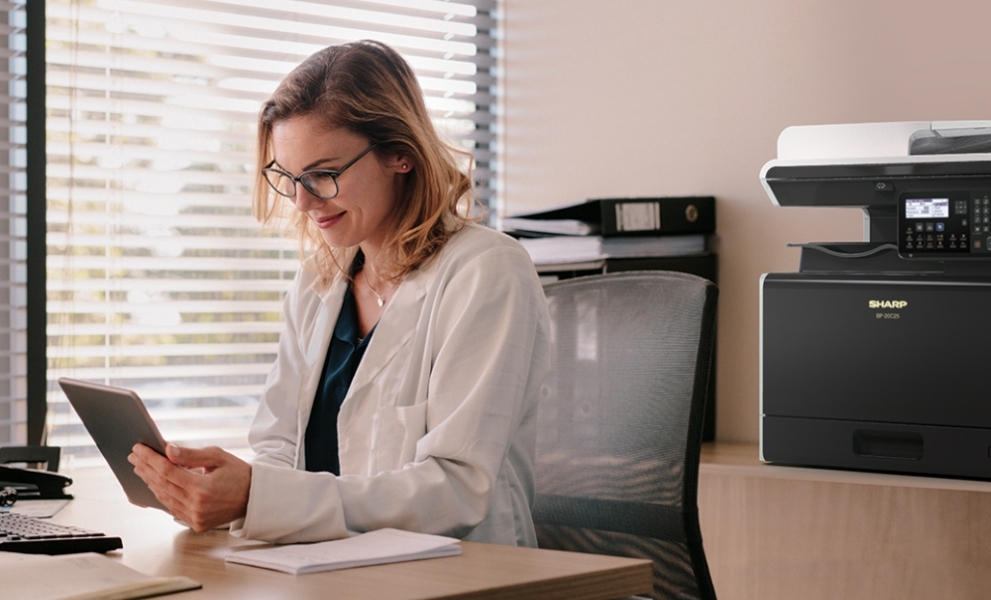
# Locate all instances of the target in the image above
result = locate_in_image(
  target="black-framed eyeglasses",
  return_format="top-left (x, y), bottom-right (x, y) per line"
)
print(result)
top-left (262, 143), bottom-right (378, 201)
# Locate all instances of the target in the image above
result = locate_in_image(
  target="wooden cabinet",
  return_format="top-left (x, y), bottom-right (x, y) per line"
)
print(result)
top-left (698, 442), bottom-right (991, 600)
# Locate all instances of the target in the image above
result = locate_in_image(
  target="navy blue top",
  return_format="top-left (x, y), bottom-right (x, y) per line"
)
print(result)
top-left (303, 282), bottom-right (374, 475)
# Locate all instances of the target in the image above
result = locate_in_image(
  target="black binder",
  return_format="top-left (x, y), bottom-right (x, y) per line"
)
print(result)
top-left (504, 196), bottom-right (715, 237)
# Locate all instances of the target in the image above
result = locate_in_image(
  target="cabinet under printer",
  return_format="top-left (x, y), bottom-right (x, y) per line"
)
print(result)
top-left (760, 121), bottom-right (991, 479)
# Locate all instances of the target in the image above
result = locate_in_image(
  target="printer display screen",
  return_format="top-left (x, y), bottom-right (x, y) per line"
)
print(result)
top-left (898, 190), bottom-right (991, 258)
top-left (905, 198), bottom-right (949, 219)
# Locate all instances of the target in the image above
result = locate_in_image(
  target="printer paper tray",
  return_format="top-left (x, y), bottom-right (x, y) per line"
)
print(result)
top-left (762, 415), bottom-right (991, 481)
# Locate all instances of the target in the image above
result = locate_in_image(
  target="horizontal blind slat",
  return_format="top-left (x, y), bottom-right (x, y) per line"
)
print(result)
top-left (49, 322), bottom-right (285, 336)
top-left (50, 343), bottom-right (279, 358)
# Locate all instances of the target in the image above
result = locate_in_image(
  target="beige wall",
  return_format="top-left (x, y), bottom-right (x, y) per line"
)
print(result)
top-left (499, 0), bottom-right (991, 443)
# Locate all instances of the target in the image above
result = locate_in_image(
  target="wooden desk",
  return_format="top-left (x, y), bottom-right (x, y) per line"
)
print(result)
top-left (48, 467), bottom-right (651, 600)
top-left (698, 442), bottom-right (991, 600)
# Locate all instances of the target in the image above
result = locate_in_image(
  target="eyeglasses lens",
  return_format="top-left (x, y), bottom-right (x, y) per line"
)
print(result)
top-left (265, 171), bottom-right (339, 200)
top-left (265, 171), bottom-right (297, 197)
top-left (299, 172), bottom-right (339, 199)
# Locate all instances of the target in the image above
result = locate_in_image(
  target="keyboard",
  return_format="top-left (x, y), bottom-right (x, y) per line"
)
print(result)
top-left (0, 511), bottom-right (123, 555)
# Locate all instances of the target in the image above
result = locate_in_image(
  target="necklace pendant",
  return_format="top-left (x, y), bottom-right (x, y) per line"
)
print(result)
top-left (376, 297), bottom-right (385, 307)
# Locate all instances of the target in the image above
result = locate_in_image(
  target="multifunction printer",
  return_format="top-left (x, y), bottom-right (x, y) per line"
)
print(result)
top-left (759, 121), bottom-right (991, 479)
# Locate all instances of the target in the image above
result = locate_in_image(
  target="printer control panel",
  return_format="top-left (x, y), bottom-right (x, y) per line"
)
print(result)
top-left (899, 191), bottom-right (991, 258)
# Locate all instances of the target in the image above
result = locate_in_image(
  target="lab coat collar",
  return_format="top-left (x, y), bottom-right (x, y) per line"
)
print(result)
top-left (305, 257), bottom-right (431, 406)
top-left (347, 263), bottom-right (429, 399)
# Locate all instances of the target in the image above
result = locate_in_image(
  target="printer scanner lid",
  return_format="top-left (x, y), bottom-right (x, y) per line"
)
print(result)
top-left (760, 121), bottom-right (991, 209)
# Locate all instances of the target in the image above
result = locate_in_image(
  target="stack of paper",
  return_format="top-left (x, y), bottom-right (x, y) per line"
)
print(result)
top-left (501, 216), bottom-right (600, 236)
top-left (0, 551), bottom-right (200, 600)
top-left (225, 528), bottom-right (462, 575)
top-left (518, 233), bottom-right (707, 266)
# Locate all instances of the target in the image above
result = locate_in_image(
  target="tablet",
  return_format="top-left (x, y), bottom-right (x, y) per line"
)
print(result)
top-left (57, 378), bottom-right (169, 511)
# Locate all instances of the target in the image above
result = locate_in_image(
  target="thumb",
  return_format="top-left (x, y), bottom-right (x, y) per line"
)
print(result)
top-left (166, 443), bottom-right (220, 469)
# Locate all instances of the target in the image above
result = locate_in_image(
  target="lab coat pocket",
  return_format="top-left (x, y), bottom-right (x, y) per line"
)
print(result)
top-left (368, 403), bottom-right (428, 473)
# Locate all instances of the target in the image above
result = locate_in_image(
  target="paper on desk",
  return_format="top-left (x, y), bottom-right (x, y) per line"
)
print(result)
top-left (0, 551), bottom-right (201, 600)
top-left (224, 528), bottom-right (462, 575)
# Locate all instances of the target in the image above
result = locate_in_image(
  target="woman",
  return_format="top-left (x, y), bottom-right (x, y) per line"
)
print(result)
top-left (129, 40), bottom-right (551, 546)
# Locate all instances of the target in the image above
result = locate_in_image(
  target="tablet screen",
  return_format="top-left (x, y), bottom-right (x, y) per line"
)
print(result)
top-left (58, 378), bottom-right (169, 511)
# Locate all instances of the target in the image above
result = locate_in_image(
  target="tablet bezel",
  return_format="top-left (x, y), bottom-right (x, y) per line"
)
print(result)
top-left (57, 377), bottom-right (169, 511)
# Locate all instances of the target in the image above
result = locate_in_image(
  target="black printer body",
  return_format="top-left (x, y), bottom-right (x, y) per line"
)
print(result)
top-left (760, 121), bottom-right (991, 479)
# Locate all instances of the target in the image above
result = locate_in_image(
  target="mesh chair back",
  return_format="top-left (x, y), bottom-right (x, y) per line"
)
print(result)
top-left (533, 271), bottom-right (717, 600)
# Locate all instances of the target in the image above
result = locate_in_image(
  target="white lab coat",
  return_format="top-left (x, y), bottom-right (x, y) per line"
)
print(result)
top-left (230, 223), bottom-right (552, 546)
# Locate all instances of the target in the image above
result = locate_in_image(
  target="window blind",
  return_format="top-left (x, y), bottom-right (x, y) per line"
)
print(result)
top-left (0, 1), bottom-right (27, 448)
top-left (45, 0), bottom-right (497, 465)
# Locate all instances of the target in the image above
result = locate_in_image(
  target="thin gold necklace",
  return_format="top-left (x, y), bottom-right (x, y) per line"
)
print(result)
top-left (363, 267), bottom-right (390, 307)
top-left (367, 282), bottom-right (386, 307)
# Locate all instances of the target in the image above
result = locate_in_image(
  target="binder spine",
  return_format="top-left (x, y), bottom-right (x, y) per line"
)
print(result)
top-left (598, 196), bottom-right (715, 236)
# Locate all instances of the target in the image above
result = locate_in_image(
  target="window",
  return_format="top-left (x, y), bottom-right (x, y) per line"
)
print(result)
top-left (43, 0), bottom-right (498, 465)
top-left (0, 1), bottom-right (30, 448)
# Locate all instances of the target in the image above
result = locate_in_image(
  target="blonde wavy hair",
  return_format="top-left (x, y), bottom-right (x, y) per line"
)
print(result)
top-left (252, 40), bottom-right (477, 286)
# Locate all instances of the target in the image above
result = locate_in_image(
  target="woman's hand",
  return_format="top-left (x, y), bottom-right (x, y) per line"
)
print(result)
top-left (128, 443), bottom-right (251, 532)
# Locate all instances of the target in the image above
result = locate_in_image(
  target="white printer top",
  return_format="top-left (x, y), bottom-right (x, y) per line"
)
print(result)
top-left (760, 121), bottom-right (991, 260)
top-left (760, 121), bottom-right (991, 211)
top-left (773, 121), bottom-right (991, 162)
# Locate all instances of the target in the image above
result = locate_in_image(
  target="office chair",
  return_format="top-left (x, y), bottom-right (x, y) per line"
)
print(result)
top-left (533, 271), bottom-right (718, 600)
